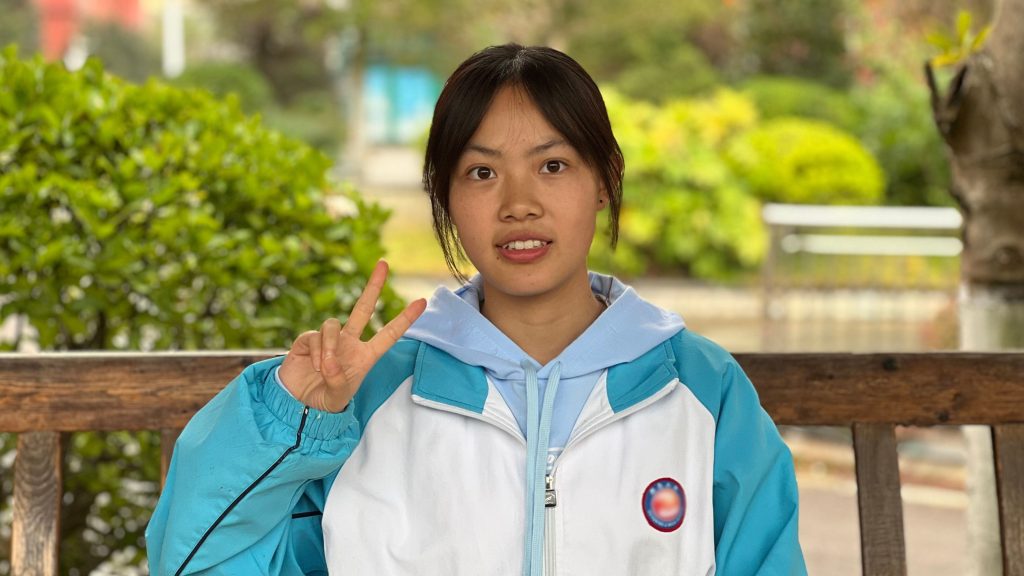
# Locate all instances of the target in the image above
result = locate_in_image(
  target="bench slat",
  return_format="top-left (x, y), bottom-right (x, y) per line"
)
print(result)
top-left (12, 431), bottom-right (62, 576)
top-left (853, 423), bottom-right (907, 576)
top-left (161, 428), bottom-right (182, 490)
top-left (993, 424), bottom-right (1024, 576)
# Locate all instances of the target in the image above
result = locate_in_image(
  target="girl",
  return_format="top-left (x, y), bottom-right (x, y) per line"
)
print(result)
top-left (146, 44), bottom-right (806, 576)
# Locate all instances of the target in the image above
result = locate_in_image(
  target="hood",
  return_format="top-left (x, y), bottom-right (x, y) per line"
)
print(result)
top-left (403, 272), bottom-right (686, 380)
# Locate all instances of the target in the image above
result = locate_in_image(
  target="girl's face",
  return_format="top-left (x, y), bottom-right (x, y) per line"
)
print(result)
top-left (449, 85), bottom-right (608, 302)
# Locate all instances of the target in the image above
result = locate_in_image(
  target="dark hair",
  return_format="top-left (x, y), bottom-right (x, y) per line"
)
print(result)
top-left (423, 43), bottom-right (625, 280)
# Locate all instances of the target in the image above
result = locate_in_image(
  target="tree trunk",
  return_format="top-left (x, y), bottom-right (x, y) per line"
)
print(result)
top-left (927, 1), bottom-right (1024, 574)
top-left (334, 24), bottom-right (366, 184)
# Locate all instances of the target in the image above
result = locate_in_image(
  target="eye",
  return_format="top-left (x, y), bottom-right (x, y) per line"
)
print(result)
top-left (468, 166), bottom-right (495, 180)
top-left (541, 160), bottom-right (566, 174)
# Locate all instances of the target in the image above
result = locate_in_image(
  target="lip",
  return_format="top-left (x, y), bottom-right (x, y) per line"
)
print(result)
top-left (496, 241), bottom-right (551, 263)
top-left (495, 232), bottom-right (553, 247)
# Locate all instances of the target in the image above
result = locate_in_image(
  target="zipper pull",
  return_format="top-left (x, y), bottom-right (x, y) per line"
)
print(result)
top-left (545, 474), bottom-right (557, 508)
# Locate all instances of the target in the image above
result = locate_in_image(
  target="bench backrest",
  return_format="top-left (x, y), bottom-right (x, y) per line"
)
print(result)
top-left (2, 351), bottom-right (1022, 575)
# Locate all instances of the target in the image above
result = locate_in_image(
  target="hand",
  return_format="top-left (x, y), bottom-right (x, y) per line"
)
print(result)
top-left (278, 260), bottom-right (427, 413)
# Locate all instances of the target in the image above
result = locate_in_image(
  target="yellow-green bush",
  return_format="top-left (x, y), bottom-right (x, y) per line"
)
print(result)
top-left (726, 118), bottom-right (885, 205)
top-left (592, 88), bottom-right (885, 281)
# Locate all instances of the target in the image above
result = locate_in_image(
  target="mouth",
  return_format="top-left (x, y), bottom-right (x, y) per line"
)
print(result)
top-left (495, 239), bottom-right (551, 263)
top-left (498, 239), bottom-right (551, 251)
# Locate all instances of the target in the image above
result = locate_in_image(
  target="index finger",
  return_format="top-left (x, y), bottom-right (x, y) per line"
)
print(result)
top-left (343, 260), bottom-right (389, 338)
top-left (367, 297), bottom-right (428, 359)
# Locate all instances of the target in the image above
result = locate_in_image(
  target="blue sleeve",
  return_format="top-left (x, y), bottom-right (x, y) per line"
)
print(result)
top-left (145, 356), bottom-right (360, 575)
top-left (712, 359), bottom-right (807, 575)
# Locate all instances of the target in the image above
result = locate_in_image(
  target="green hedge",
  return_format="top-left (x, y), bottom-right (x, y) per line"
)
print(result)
top-left (592, 88), bottom-right (884, 281)
top-left (0, 45), bottom-right (401, 574)
top-left (726, 118), bottom-right (885, 205)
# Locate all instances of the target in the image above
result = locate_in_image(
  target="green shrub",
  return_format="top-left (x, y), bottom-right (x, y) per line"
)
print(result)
top-left (726, 118), bottom-right (885, 205)
top-left (592, 89), bottom-right (766, 280)
top-left (611, 43), bottom-right (720, 103)
top-left (740, 75), bottom-right (861, 132)
top-left (170, 60), bottom-right (275, 113)
top-left (850, 75), bottom-right (953, 207)
top-left (739, 0), bottom-right (851, 87)
top-left (0, 45), bottom-right (401, 574)
top-left (739, 74), bottom-right (950, 207)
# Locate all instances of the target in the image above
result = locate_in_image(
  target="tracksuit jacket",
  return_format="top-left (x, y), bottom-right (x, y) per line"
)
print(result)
top-left (146, 272), bottom-right (807, 575)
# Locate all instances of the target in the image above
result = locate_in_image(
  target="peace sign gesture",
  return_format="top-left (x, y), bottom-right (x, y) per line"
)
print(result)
top-left (278, 260), bottom-right (427, 413)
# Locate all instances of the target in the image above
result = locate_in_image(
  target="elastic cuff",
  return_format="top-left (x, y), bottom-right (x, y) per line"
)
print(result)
top-left (262, 364), bottom-right (358, 440)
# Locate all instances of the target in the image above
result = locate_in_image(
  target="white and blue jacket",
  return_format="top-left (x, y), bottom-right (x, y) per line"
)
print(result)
top-left (146, 273), bottom-right (806, 575)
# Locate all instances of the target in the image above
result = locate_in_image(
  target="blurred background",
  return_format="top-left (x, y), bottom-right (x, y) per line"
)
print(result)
top-left (0, 0), bottom-right (1000, 573)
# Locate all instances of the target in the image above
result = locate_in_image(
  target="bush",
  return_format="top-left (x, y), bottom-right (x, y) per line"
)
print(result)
top-left (592, 89), bottom-right (766, 280)
top-left (0, 45), bottom-right (401, 574)
top-left (739, 0), bottom-right (851, 87)
top-left (740, 75), bottom-right (861, 132)
top-left (170, 60), bottom-right (275, 113)
top-left (592, 88), bottom-right (889, 280)
top-left (739, 74), bottom-right (951, 207)
top-left (850, 74), bottom-right (953, 207)
top-left (726, 118), bottom-right (885, 205)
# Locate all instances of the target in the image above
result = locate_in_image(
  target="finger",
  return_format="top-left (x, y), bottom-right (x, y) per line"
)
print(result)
top-left (320, 318), bottom-right (342, 374)
top-left (305, 330), bottom-right (322, 372)
top-left (367, 298), bottom-right (427, 359)
top-left (343, 260), bottom-right (388, 338)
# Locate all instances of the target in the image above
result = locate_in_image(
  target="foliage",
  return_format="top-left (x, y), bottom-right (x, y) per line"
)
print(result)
top-left (170, 61), bottom-right (275, 113)
top-left (737, 0), bottom-right (852, 87)
top-left (602, 42), bottom-right (719, 103)
top-left (740, 76), bottom-right (860, 132)
top-left (566, 0), bottom-right (724, 102)
top-left (171, 60), bottom-right (342, 154)
top-left (203, 0), bottom-right (348, 104)
top-left (738, 73), bottom-right (952, 207)
top-left (0, 46), bottom-right (401, 574)
top-left (849, 73), bottom-right (953, 207)
top-left (591, 89), bottom-right (766, 280)
top-left (726, 118), bottom-right (885, 205)
top-left (927, 9), bottom-right (991, 68)
top-left (0, 0), bottom-right (37, 55)
top-left (79, 21), bottom-right (161, 84)
top-left (591, 87), bottom-right (891, 280)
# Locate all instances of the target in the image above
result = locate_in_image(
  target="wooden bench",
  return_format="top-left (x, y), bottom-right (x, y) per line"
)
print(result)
top-left (2, 351), bottom-right (1023, 575)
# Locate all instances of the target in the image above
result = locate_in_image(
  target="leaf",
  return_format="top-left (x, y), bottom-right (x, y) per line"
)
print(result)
top-left (930, 53), bottom-right (964, 68)
top-left (925, 31), bottom-right (955, 51)
top-left (956, 10), bottom-right (972, 42)
top-left (972, 25), bottom-right (991, 50)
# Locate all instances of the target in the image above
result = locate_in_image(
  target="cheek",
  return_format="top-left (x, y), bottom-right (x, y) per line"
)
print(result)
top-left (449, 200), bottom-right (488, 254)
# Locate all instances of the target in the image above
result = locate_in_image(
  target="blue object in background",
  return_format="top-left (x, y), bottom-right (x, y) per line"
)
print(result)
top-left (365, 65), bottom-right (442, 145)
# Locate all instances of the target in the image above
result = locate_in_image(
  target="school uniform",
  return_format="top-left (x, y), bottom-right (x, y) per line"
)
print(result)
top-left (146, 273), bottom-right (806, 575)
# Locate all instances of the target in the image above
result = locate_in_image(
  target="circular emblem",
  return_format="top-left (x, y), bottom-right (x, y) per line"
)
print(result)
top-left (642, 477), bottom-right (686, 532)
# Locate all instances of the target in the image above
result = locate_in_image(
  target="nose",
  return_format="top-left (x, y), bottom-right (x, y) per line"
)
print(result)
top-left (498, 170), bottom-right (542, 222)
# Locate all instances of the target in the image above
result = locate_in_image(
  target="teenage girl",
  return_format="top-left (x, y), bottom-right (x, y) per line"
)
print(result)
top-left (146, 44), bottom-right (807, 576)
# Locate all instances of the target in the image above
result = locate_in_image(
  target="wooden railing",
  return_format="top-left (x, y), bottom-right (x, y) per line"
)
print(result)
top-left (2, 351), bottom-right (1023, 576)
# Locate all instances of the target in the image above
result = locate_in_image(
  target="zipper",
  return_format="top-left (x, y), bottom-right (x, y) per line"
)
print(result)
top-left (538, 378), bottom-right (678, 575)
top-left (544, 474), bottom-right (557, 575)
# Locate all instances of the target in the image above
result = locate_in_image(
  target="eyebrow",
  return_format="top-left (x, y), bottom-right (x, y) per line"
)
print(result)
top-left (464, 139), bottom-right (568, 158)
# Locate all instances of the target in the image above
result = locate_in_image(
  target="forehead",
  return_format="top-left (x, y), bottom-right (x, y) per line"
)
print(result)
top-left (468, 85), bottom-right (562, 148)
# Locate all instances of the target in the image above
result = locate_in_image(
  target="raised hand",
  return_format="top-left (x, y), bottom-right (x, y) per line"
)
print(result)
top-left (278, 260), bottom-right (427, 413)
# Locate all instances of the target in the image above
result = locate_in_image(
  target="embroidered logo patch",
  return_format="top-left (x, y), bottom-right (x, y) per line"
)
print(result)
top-left (642, 477), bottom-right (686, 532)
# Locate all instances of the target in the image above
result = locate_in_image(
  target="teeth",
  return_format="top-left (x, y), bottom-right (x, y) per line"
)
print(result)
top-left (502, 239), bottom-right (547, 250)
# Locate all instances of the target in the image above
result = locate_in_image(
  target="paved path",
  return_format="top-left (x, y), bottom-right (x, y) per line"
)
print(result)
top-left (800, 482), bottom-right (966, 575)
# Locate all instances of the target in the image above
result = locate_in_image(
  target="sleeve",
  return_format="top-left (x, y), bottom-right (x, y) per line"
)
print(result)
top-left (145, 356), bottom-right (360, 575)
top-left (712, 359), bottom-right (807, 575)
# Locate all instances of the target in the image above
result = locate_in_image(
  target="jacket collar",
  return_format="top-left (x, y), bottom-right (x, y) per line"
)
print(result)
top-left (408, 336), bottom-right (681, 416)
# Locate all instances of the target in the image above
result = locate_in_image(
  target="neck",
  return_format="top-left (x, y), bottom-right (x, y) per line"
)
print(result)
top-left (479, 272), bottom-right (605, 366)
